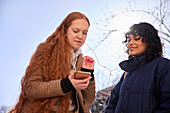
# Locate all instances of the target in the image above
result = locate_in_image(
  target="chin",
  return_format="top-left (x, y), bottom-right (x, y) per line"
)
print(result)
top-left (129, 53), bottom-right (136, 56)
top-left (75, 46), bottom-right (82, 49)
top-left (73, 47), bottom-right (80, 51)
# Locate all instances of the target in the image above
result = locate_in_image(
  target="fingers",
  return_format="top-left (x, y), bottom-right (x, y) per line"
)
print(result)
top-left (75, 80), bottom-right (90, 90)
top-left (85, 56), bottom-right (94, 62)
top-left (68, 70), bottom-right (76, 79)
top-left (73, 79), bottom-right (90, 90)
top-left (82, 56), bottom-right (95, 69)
top-left (77, 76), bottom-right (91, 84)
top-left (69, 74), bottom-right (91, 90)
top-left (84, 56), bottom-right (94, 62)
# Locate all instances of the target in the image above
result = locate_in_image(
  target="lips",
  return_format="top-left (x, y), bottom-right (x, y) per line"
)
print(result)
top-left (75, 40), bottom-right (82, 43)
top-left (129, 47), bottom-right (136, 51)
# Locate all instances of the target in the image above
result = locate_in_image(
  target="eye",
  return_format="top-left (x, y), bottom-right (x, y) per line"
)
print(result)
top-left (83, 31), bottom-right (88, 35)
top-left (73, 30), bottom-right (79, 33)
top-left (134, 36), bottom-right (141, 41)
top-left (127, 37), bottom-right (131, 42)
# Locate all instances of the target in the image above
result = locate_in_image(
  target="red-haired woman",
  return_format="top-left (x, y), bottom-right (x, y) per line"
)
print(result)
top-left (9, 12), bottom-right (95, 113)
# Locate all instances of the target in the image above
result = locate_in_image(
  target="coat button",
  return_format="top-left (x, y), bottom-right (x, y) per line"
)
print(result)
top-left (125, 89), bottom-right (128, 92)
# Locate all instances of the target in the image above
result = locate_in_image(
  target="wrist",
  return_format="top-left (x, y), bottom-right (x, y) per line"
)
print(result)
top-left (81, 67), bottom-right (94, 81)
top-left (61, 76), bottom-right (75, 94)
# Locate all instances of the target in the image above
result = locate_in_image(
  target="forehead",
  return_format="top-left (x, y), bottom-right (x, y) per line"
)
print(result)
top-left (128, 34), bottom-right (138, 37)
top-left (127, 31), bottom-right (140, 37)
top-left (70, 19), bottom-right (89, 30)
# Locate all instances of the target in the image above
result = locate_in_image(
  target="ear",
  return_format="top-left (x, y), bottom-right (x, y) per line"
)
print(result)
top-left (64, 34), bottom-right (67, 39)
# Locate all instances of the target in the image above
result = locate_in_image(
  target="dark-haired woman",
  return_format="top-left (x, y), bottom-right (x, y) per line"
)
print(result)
top-left (104, 22), bottom-right (170, 113)
top-left (9, 12), bottom-right (95, 113)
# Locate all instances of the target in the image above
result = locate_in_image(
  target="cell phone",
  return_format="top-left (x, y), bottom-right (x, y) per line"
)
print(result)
top-left (74, 71), bottom-right (91, 79)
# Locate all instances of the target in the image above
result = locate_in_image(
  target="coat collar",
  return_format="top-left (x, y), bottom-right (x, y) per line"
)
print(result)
top-left (119, 53), bottom-right (147, 72)
top-left (71, 48), bottom-right (82, 58)
top-left (71, 48), bottom-right (82, 70)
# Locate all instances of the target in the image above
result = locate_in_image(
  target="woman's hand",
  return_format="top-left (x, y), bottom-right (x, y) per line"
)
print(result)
top-left (68, 70), bottom-right (91, 90)
top-left (82, 56), bottom-right (95, 69)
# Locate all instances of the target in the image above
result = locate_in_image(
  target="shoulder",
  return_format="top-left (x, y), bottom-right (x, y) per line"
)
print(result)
top-left (154, 57), bottom-right (170, 67)
top-left (153, 57), bottom-right (170, 74)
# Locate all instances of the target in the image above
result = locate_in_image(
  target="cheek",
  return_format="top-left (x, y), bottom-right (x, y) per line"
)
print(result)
top-left (83, 36), bottom-right (87, 41)
top-left (66, 36), bottom-right (73, 45)
top-left (142, 45), bottom-right (147, 51)
top-left (127, 43), bottom-right (130, 48)
top-left (67, 33), bottom-right (74, 41)
top-left (139, 43), bottom-right (147, 52)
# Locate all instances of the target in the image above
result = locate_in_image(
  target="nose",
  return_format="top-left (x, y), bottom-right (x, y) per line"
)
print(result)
top-left (77, 32), bottom-right (83, 39)
top-left (128, 38), bottom-right (134, 45)
top-left (128, 39), bottom-right (135, 48)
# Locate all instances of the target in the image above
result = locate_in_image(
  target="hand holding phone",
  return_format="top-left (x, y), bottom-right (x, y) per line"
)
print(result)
top-left (74, 71), bottom-right (91, 79)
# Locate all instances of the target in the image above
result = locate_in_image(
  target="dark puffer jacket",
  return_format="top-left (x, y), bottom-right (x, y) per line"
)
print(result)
top-left (104, 53), bottom-right (170, 113)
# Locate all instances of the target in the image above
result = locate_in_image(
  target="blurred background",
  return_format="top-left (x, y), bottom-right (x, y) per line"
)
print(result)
top-left (0, 0), bottom-right (169, 112)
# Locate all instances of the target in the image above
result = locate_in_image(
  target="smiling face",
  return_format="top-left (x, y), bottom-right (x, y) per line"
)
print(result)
top-left (66, 19), bottom-right (89, 51)
top-left (127, 34), bottom-right (147, 56)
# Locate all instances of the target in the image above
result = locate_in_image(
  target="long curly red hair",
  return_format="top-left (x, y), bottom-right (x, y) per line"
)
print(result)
top-left (9, 12), bottom-right (90, 113)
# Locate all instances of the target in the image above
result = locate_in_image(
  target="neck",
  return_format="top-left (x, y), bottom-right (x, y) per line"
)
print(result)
top-left (72, 48), bottom-right (77, 52)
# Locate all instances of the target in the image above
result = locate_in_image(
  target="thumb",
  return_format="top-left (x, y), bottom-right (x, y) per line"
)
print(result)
top-left (69, 70), bottom-right (76, 79)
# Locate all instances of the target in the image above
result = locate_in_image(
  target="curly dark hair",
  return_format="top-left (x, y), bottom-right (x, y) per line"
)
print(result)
top-left (123, 22), bottom-right (163, 61)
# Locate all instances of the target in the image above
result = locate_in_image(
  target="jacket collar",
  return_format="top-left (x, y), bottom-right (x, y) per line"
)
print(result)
top-left (119, 52), bottom-right (147, 72)
top-left (71, 48), bottom-right (82, 70)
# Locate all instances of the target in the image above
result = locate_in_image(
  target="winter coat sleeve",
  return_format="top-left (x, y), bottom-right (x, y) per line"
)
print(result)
top-left (23, 66), bottom-right (65, 99)
top-left (155, 58), bottom-right (170, 113)
top-left (81, 80), bottom-right (95, 105)
top-left (104, 73), bottom-right (124, 113)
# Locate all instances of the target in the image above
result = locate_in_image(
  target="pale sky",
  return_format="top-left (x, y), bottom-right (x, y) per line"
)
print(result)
top-left (0, 0), bottom-right (169, 107)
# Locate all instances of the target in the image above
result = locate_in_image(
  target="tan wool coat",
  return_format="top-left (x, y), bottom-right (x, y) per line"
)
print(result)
top-left (20, 54), bottom-right (96, 113)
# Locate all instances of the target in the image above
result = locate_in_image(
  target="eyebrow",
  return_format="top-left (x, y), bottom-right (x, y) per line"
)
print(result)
top-left (72, 28), bottom-right (88, 31)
